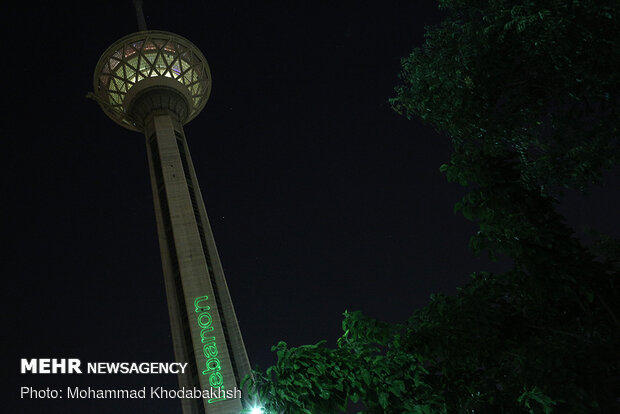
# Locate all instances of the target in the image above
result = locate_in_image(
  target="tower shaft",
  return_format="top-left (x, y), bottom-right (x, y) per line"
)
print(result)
top-left (144, 112), bottom-right (251, 413)
top-left (92, 28), bottom-right (252, 413)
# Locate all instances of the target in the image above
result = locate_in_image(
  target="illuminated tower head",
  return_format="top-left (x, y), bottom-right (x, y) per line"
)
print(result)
top-left (92, 30), bottom-right (212, 132)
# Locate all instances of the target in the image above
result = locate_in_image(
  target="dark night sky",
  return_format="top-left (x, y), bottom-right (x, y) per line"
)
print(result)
top-left (4, 1), bottom-right (619, 413)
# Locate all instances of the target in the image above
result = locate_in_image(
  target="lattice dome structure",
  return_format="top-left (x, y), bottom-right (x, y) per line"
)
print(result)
top-left (93, 30), bottom-right (211, 131)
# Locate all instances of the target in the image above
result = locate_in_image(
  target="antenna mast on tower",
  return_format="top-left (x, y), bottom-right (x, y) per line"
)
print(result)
top-left (133, 0), bottom-right (148, 31)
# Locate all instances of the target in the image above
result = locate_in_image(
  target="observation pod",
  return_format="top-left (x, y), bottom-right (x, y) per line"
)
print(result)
top-left (92, 30), bottom-right (211, 131)
top-left (92, 30), bottom-right (253, 414)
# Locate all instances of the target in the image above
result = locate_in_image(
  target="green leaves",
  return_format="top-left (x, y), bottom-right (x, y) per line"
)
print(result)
top-left (248, 310), bottom-right (448, 413)
top-left (392, 0), bottom-right (620, 192)
top-left (518, 386), bottom-right (558, 414)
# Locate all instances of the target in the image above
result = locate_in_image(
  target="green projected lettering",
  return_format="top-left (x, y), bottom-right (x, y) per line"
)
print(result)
top-left (193, 295), bottom-right (226, 403)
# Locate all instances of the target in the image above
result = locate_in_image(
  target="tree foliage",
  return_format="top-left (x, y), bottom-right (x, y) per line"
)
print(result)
top-left (246, 311), bottom-right (447, 414)
top-left (248, 0), bottom-right (619, 412)
top-left (392, 0), bottom-right (619, 191)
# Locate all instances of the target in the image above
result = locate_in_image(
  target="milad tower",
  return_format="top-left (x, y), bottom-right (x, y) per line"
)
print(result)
top-left (90, 2), bottom-right (255, 413)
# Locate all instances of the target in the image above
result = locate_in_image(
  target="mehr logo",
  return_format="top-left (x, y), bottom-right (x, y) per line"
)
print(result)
top-left (21, 359), bottom-right (82, 374)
